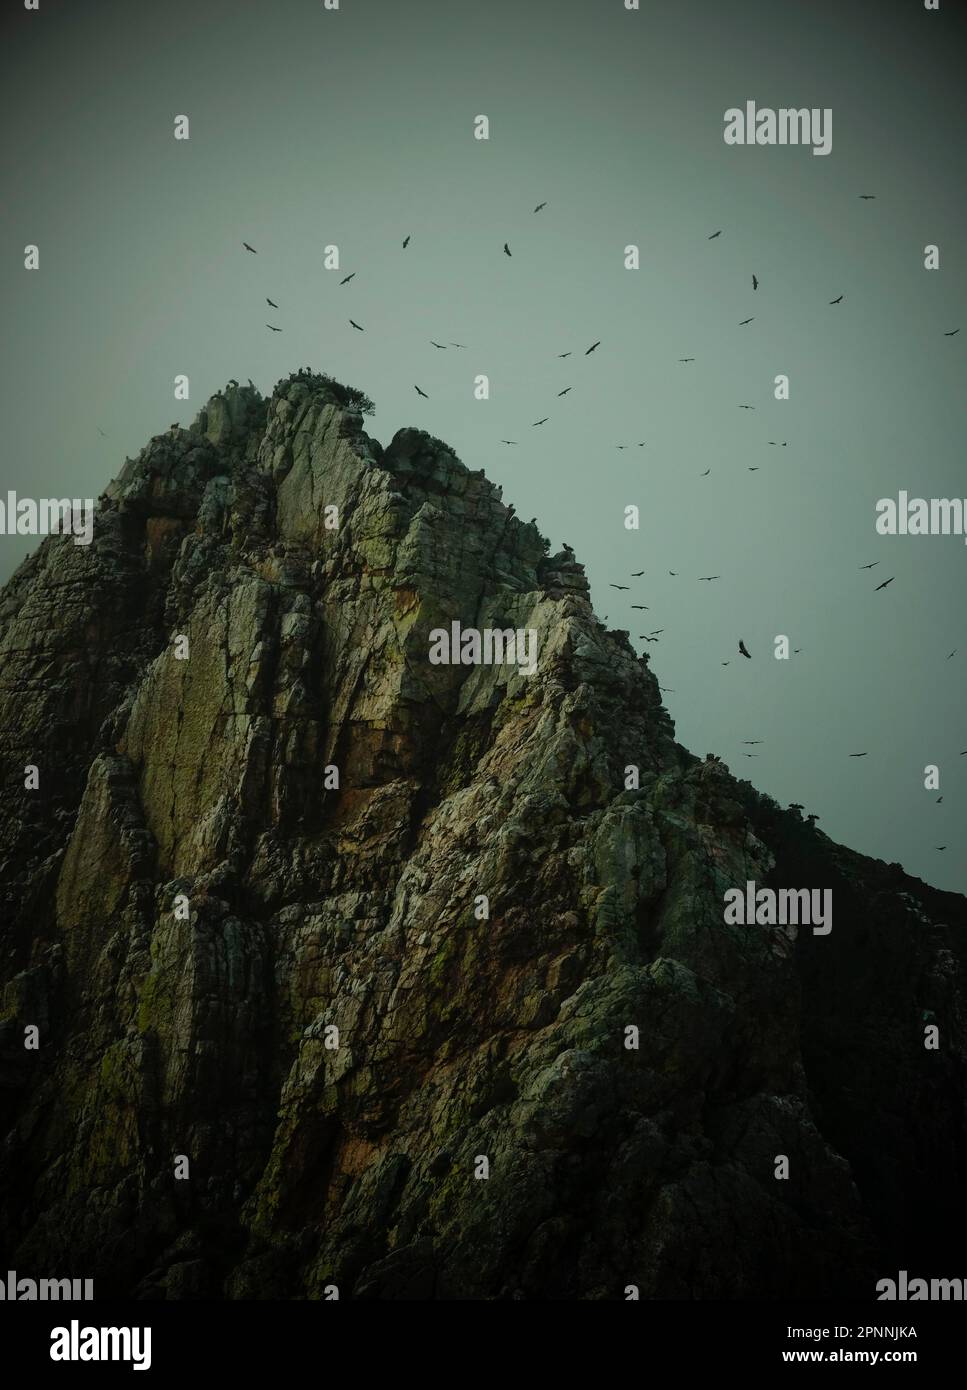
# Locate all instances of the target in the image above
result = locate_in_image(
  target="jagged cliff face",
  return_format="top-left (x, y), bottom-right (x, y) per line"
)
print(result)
top-left (1, 375), bottom-right (965, 1299)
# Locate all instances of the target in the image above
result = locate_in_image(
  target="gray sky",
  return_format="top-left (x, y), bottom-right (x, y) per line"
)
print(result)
top-left (2, 0), bottom-right (964, 890)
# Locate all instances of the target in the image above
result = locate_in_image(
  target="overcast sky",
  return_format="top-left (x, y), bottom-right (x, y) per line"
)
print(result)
top-left (2, 0), bottom-right (964, 890)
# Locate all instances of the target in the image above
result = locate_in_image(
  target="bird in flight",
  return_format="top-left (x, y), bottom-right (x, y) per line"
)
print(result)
top-left (450, 342), bottom-right (468, 348)
top-left (503, 243), bottom-right (512, 257)
top-left (859, 561), bottom-right (879, 570)
top-left (701, 468), bottom-right (711, 476)
top-left (738, 404), bottom-right (756, 410)
top-left (242, 242), bottom-right (257, 253)
top-left (533, 201), bottom-right (547, 213)
top-left (414, 385), bottom-right (429, 398)
top-left (936, 846), bottom-right (947, 851)
top-left (668, 571), bottom-right (677, 576)
top-left (849, 752), bottom-right (868, 757)
top-left (944, 329), bottom-right (960, 336)
top-left (631, 571), bottom-right (645, 577)
top-left (768, 442), bottom-right (788, 447)
top-left (557, 352), bottom-right (572, 358)
top-left (748, 466), bottom-right (760, 471)
top-left (875, 576), bottom-right (895, 590)
top-left (642, 635), bottom-right (660, 643)
top-left (557, 387), bottom-right (572, 396)
top-left (947, 650), bottom-right (956, 659)
top-left (708, 230), bottom-right (722, 239)
top-left (532, 417), bottom-right (549, 426)
top-left (500, 440), bottom-right (518, 445)
top-left (829, 295), bottom-right (844, 305)
top-left (739, 318), bottom-right (754, 326)
top-left (609, 583), bottom-right (630, 590)
top-left (430, 341), bottom-right (447, 349)
top-left (739, 640), bottom-right (751, 658)
top-left (743, 741), bottom-right (763, 745)
top-left (266, 297), bottom-right (278, 308)
top-left (721, 661), bottom-right (730, 666)
top-left (742, 753), bottom-right (758, 758)
top-left (859, 194), bottom-right (876, 200)
top-left (698, 576), bottom-right (721, 581)
top-left (678, 357), bottom-right (695, 363)
top-left (340, 273), bottom-right (356, 285)
top-left (585, 341), bottom-right (601, 354)
top-left (96, 426), bottom-right (107, 437)
top-left (266, 323), bottom-right (282, 332)
top-left (349, 319), bottom-right (364, 331)
top-left (937, 796), bottom-right (943, 803)
top-left (752, 275), bottom-right (759, 290)
top-left (403, 235), bottom-right (411, 248)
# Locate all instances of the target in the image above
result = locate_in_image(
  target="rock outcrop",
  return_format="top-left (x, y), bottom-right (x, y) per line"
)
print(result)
top-left (1, 372), bottom-right (964, 1299)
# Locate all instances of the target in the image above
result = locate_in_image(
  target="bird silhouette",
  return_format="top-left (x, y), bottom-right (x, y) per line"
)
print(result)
top-left (609, 584), bottom-right (629, 590)
top-left (768, 441), bottom-right (788, 446)
top-left (875, 576), bottom-right (895, 590)
top-left (500, 440), bottom-right (518, 445)
top-left (557, 352), bottom-right (572, 358)
top-left (752, 275), bottom-right (759, 290)
top-left (430, 341), bottom-right (447, 349)
top-left (859, 561), bottom-right (880, 569)
top-left (631, 571), bottom-right (645, 577)
top-left (829, 295), bottom-right (844, 304)
top-left (678, 357), bottom-right (695, 363)
top-left (708, 230), bottom-right (722, 239)
top-left (266, 297), bottom-right (278, 308)
top-left (450, 342), bottom-right (468, 348)
top-left (533, 202), bottom-right (547, 213)
top-left (739, 640), bottom-right (751, 658)
top-left (936, 846), bottom-right (947, 851)
top-left (402, 235), bottom-right (411, 248)
top-left (557, 387), bottom-right (572, 396)
top-left (742, 753), bottom-right (758, 757)
top-left (947, 650), bottom-right (956, 659)
top-left (585, 341), bottom-right (601, 354)
top-left (699, 576), bottom-right (721, 581)
top-left (532, 417), bottom-right (549, 426)
top-left (349, 319), bottom-right (364, 331)
top-left (96, 426), bottom-right (107, 437)
top-left (503, 243), bottom-right (512, 257)
top-left (748, 466), bottom-right (760, 471)
top-left (738, 404), bottom-right (755, 410)
top-left (739, 318), bottom-right (754, 325)
top-left (340, 273), bottom-right (356, 285)
top-left (859, 194), bottom-right (876, 200)
top-left (849, 752), bottom-right (868, 757)
top-left (743, 741), bottom-right (763, 745)
top-left (944, 329), bottom-right (960, 336)
top-left (668, 571), bottom-right (677, 576)
top-left (937, 796), bottom-right (943, 803)
top-left (242, 242), bottom-right (257, 253)
top-left (631, 604), bottom-right (649, 610)
top-left (266, 324), bottom-right (282, 332)
top-left (414, 385), bottom-right (429, 398)
top-left (701, 468), bottom-right (711, 476)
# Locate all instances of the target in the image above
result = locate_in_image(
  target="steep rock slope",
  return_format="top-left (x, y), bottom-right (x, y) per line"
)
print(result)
top-left (1, 373), bottom-right (964, 1299)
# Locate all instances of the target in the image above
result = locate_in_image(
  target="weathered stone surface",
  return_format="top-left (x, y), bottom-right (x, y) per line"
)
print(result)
top-left (0, 372), bottom-right (964, 1299)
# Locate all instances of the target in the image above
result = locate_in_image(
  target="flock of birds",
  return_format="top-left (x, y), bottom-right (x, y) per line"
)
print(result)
top-left (236, 199), bottom-right (960, 856)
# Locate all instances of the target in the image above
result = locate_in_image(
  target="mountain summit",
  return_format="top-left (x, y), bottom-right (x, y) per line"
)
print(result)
top-left (1, 372), bottom-right (964, 1298)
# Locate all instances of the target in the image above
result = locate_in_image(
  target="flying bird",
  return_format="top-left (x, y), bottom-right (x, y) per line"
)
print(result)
top-left (557, 352), bottom-right (572, 358)
top-left (678, 357), bottom-right (695, 363)
top-left (698, 576), bottom-right (721, 581)
top-left (430, 341), bottom-right (447, 349)
top-left (743, 741), bottom-right (763, 745)
top-left (557, 387), bottom-right (572, 396)
top-left (748, 466), bottom-right (760, 471)
top-left (609, 584), bottom-right (630, 590)
top-left (739, 318), bottom-right (755, 325)
top-left (738, 404), bottom-right (756, 410)
top-left (947, 650), bottom-right (956, 659)
top-left (503, 243), bottom-right (512, 257)
top-left (875, 576), bottom-right (895, 590)
top-left (859, 194), bottom-right (876, 200)
top-left (242, 242), bottom-right (257, 253)
top-left (849, 752), bottom-right (868, 757)
top-left (738, 640), bottom-right (751, 659)
top-left (642, 635), bottom-right (660, 643)
top-left (859, 561), bottom-right (880, 569)
top-left (533, 202), bottom-right (547, 213)
top-left (500, 440), bottom-right (518, 445)
top-left (829, 295), bottom-right (844, 304)
top-left (631, 571), bottom-right (645, 577)
top-left (585, 341), bottom-right (601, 354)
top-left (752, 275), bottom-right (758, 290)
top-left (414, 385), bottom-right (429, 398)
top-left (708, 230), bottom-right (722, 239)
top-left (722, 662), bottom-right (730, 666)
top-left (937, 797), bottom-right (943, 803)
top-left (340, 273), bottom-right (356, 285)
top-left (532, 417), bottom-right (549, 426)
top-left (402, 235), bottom-right (411, 248)
top-left (266, 298), bottom-right (278, 308)
top-left (450, 342), bottom-right (468, 348)
top-left (631, 604), bottom-right (649, 610)
top-left (944, 329), bottom-right (960, 336)
top-left (349, 319), bottom-right (364, 331)
top-left (701, 468), bottom-right (711, 476)
top-left (96, 426), bottom-right (107, 437)
top-left (937, 846), bottom-right (947, 851)
top-left (768, 441), bottom-right (788, 446)
top-left (266, 324), bottom-right (282, 332)
top-left (668, 571), bottom-right (677, 576)
top-left (742, 753), bottom-right (758, 758)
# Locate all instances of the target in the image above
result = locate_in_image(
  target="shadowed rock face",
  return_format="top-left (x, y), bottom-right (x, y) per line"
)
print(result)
top-left (0, 373), bottom-right (964, 1300)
